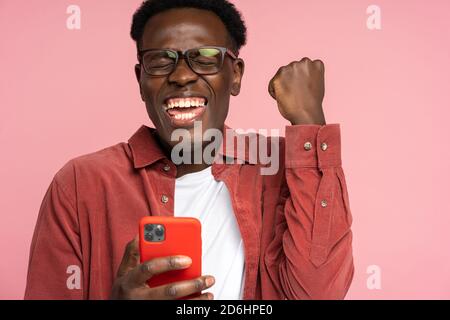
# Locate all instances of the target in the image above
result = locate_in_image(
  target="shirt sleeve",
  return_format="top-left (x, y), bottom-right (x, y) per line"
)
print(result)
top-left (24, 163), bottom-right (84, 299)
top-left (264, 124), bottom-right (354, 299)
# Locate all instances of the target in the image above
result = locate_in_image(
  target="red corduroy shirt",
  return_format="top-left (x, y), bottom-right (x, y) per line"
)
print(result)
top-left (24, 123), bottom-right (354, 300)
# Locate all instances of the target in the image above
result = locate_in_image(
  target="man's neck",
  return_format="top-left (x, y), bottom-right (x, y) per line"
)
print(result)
top-left (153, 129), bottom-right (223, 179)
top-left (175, 163), bottom-right (211, 178)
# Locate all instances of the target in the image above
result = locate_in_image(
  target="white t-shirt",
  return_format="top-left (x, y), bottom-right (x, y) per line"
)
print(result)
top-left (174, 166), bottom-right (245, 300)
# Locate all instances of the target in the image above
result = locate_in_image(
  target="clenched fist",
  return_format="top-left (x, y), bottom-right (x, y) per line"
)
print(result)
top-left (268, 57), bottom-right (326, 125)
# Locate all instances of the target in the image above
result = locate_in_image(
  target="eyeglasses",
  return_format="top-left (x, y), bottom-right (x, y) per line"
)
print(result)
top-left (138, 46), bottom-right (238, 76)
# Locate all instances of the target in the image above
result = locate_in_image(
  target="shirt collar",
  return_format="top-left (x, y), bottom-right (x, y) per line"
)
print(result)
top-left (128, 124), bottom-right (252, 169)
top-left (128, 126), bottom-right (166, 168)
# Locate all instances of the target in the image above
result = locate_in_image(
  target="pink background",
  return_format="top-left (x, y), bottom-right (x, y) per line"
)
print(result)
top-left (1, 0), bottom-right (449, 299)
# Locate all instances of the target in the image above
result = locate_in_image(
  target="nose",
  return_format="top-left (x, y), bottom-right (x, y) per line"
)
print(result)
top-left (167, 57), bottom-right (199, 86)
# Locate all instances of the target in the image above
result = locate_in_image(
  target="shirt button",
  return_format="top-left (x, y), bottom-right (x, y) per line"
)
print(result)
top-left (321, 200), bottom-right (328, 208)
top-left (161, 195), bottom-right (169, 204)
top-left (321, 142), bottom-right (328, 151)
top-left (304, 142), bottom-right (312, 151)
top-left (163, 164), bottom-right (171, 172)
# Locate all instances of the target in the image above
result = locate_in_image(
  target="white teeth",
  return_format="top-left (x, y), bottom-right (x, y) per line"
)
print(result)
top-left (165, 97), bottom-right (207, 111)
top-left (172, 112), bottom-right (196, 121)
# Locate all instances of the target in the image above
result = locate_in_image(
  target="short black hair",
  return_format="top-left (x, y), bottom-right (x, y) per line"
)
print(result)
top-left (130, 0), bottom-right (247, 55)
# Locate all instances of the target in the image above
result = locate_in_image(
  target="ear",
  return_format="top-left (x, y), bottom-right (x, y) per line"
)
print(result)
top-left (231, 58), bottom-right (245, 96)
top-left (134, 64), bottom-right (144, 101)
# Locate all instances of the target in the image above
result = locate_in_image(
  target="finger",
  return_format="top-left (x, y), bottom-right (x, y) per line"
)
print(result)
top-left (268, 79), bottom-right (276, 100)
top-left (189, 292), bottom-right (214, 300)
top-left (127, 255), bottom-right (193, 287)
top-left (144, 275), bottom-right (215, 300)
top-left (268, 63), bottom-right (288, 99)
top-left (313, 59), bottom-right (325, 72)
top-left (116, 235), bottom-right (140, 278)
top-left (300, 57), bottom-right (312, 63)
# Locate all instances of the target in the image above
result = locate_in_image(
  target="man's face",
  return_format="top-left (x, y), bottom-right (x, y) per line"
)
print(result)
top-left (135, 8), bottom-right (245, 150)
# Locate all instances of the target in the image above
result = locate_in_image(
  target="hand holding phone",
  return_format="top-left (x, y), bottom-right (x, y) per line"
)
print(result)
top-left (109, 235), bottom-right (215, 300)
top-left (139, 216), bottom-right (203, 293)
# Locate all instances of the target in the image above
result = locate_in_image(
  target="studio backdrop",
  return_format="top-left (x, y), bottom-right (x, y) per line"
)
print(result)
top-left (1, 0), bottom-right (449, 299)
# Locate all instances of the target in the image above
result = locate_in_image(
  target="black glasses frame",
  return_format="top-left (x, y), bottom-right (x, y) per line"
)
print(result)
top-left (137, 46), bottom-right (238, 76)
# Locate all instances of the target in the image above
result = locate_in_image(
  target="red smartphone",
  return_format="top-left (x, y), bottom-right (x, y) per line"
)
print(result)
top-left (139, 216), bottom-right (202, 299)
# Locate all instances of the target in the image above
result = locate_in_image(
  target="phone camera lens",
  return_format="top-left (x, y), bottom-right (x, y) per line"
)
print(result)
top-left (155, 225), bottom-right (164, 237)
top-left (144, 230), bottom-right (154, 241)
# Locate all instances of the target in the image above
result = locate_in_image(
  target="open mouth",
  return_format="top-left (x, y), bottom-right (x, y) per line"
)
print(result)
top-left (163, 96), bottom-right (208, 126)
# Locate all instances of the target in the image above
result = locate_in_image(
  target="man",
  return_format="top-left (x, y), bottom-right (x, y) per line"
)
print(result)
top-left (25, 0), bottom-right (354, 300)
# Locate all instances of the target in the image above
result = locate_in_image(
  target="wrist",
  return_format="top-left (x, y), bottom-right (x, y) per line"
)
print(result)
top-left (289, 112), bottom-right (326, 126)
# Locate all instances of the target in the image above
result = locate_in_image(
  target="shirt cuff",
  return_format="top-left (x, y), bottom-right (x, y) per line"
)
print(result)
top-left (285, 124), bottom-right (342, 169)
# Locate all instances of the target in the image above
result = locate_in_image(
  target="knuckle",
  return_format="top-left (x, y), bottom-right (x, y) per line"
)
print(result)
top-left (130, 250), bottom-right (139, 260)
top-left (140, 261), bottom-right (152, 275)
top-left (195, 278), bottom-right (205, 290)
top-left (277, 66), bottom-right (287, 74)
top-left (314, 59), bottom-right (324, 68)
top-left (271, 76), bottom-right (279, 85)
top-left (166, 285), bottom-right (178, 297)
top-left (168, 256), bottom-right (179, 269)
top-left (286, 62), bottom-right (298, 70)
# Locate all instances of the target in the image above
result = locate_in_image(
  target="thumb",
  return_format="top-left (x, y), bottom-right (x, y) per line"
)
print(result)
top-left (116, 235), bottom-right (140, 278)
